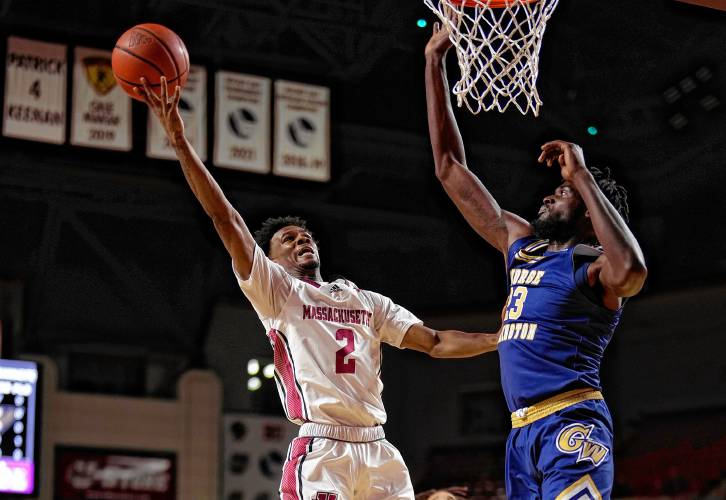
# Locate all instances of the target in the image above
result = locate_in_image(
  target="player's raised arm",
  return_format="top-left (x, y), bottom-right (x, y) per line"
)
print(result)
top-left (539, 140), bottom-right (647, 299)
top-left (137, 77), bottom-right (256, 279)
top-left (424, 23), bottom-right (531, 254)
top-left (401, 323), bottom-right (498, 358)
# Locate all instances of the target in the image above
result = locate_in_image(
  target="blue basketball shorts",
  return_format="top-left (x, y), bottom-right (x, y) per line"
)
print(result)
top-left (505, 399), bottom-right (614, 499)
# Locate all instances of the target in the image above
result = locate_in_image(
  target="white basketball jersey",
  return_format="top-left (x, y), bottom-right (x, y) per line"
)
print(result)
top-left (235, 245), bottom-right (422, 427)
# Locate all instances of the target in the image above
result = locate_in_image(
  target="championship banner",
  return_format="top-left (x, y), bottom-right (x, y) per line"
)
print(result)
top-left (71, 46), bottom-right (131, 151)
top-left (3, 36), bottom-right (66, 144)
top-left (214, 71), bottom-right (271, 173)
top-left (147, 65), bottom-right (207, 161)
top-left (222, 413), bottom-right (298, 499)
top-left (54, 447), bottom-right (176, 500)
top-left (273, 80), bottom-right (330, 182)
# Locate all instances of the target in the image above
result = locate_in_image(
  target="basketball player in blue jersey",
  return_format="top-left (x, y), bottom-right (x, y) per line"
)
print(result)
top-left (425, 24), bottom-right (647, 499)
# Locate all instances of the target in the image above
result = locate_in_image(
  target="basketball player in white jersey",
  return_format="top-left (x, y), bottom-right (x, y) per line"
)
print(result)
top-left (138, 78), bottom-right (499, 499)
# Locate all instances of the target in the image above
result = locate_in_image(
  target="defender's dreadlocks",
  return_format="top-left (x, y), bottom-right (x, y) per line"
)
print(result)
top-left (589, 166), bottom-right (630, 223)
top-left (254, 216), bottom-right (312, 255)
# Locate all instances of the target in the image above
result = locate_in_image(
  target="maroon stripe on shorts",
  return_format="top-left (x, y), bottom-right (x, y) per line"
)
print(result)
top-left (280, 436), bottom-right (313, 500)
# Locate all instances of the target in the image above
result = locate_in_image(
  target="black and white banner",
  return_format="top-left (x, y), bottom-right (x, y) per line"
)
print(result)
top-left (3, 37), bottom-right (67, 144)
top-left (71, 46), bottom-right (131, 151)
top-left (273, 81), bottom-right (330, 182)
top-left (222, 414), bottom-right (298, 499)
top-left (147, 65), bottom-right (207, 161)
top-left (214, 71), bottom-right (271, 173)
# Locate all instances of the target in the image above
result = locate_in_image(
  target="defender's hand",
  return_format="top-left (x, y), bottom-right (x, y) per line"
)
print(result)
top-left (538, 140), bottom-right (588, 182)
top-left (425, 21), bottom-right (453, 59)
top-left (135, 76), bottom-right (185, 146)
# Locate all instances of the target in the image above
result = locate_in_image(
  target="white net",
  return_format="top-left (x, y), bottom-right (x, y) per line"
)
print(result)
top-left (424, 0), bottom-right (560, 117)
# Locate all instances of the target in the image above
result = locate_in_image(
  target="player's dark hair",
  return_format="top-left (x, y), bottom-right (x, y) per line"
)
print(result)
top-left (254, 215), bottom-right (312, 255)
top-left (589, 166), bottom-right (630, 223)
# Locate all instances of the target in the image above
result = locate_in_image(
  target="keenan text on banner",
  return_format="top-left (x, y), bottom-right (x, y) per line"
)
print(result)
top-left (3, 36), bottom-right (67, 144)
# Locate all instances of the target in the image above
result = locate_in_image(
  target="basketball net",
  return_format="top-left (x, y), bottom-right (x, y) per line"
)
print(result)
top-left (424, 0), bottom-right (560, 117)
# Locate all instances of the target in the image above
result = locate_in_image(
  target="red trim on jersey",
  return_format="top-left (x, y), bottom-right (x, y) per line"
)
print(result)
top-left (301, 277), bottom-right (322, 288)
top-left (269, 329), bottom-right (306, 421)
top-left (280, 436), bottom-right (313, 500)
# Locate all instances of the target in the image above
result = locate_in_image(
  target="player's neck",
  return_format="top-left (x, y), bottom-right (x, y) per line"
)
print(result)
top-left (291, 269), bottom-right (323, 283)
top-left (546, 235), bottom-right (581, 252)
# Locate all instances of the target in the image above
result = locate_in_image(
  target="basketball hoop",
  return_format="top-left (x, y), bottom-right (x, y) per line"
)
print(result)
top-left (424, 0), bottom-right (560, 117)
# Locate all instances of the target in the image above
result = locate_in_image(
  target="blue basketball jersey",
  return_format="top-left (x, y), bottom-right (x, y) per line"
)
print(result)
top-left (498, 236), bottom-right (622, 412)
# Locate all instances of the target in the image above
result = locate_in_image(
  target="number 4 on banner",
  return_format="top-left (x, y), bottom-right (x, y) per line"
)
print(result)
top-left (29, 80), bottom-right (41, 99)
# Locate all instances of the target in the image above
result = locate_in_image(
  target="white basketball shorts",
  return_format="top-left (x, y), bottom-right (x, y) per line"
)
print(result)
top-left (280, 423), bottom-right (414, 500)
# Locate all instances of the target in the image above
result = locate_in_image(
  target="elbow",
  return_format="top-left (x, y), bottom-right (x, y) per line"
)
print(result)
top-left (434, 157), bottom-right (452, 183)
top-left (427, 332), bottom-right (447, 358)
top-left (434, 153), bottom-right (463, 183)
top-left (613, 260), bottom-right (648, 297)
top-left (429, 347), bottom-right (446, 359)
top-left (211, 207), bottom-right (239, 226)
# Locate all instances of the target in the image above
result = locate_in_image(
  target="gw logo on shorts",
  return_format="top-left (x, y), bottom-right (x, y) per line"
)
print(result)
top-left (556, 423), bottom-right (610, 466)
top-left (315, 493), bottom-right (338, 500)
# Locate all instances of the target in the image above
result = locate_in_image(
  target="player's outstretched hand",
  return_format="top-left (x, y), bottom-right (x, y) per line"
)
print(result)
top-left (538, 140), bottom-right (588, 182)
top-left (134, 76), bottom-right (185, 146)
top-left (425, 21), bottom-right (453, 59)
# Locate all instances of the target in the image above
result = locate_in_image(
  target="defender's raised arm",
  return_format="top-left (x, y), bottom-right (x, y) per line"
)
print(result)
top-left (137, 77), bottom-right (256, 279)
top-left (424, 23), bottom-right (531, 255)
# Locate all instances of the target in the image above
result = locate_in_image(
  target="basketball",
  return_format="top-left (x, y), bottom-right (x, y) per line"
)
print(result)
top-left (111, 23), bottom-right (189, 101)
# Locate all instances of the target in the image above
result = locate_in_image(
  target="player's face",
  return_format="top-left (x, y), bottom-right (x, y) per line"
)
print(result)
top-left (531, 182), bottom-right (588, 241)
top-left (268, 225), bottom-right (320, 272)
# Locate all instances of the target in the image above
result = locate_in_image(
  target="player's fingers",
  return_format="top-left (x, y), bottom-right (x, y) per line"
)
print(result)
top-left (141, 78), bottom-right (161, 108)
top-left (541, 139), bottom-right (567, 149)
top-left (160, 76), bottom-right (168, 108)
top-left (540, 143), bottom-right (563, 154)
top-left (133, 86), bottom-right (153, 108)
top-left (172, 85), bottom-right (182, 109)
top-left (446, 486), bottom-right (469, 496)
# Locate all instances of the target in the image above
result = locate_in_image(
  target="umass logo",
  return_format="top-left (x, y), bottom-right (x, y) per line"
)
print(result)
top-left (314, 493), bottom-right (338, 500)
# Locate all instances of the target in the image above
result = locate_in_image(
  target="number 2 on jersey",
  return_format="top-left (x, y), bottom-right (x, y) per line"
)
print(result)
top-left (505, 286), bottom-right (528, 320)
top-left (335, 328), bottom-right (356, 374)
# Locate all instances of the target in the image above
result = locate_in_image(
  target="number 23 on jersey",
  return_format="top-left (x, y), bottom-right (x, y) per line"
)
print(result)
top-left (504, 286), bottom-right (528, 321)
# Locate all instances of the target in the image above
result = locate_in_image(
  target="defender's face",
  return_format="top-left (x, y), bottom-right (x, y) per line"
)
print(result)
top-left (268, 225), bottom-right (320, 272)
top-left (536, 182), bottom-right (585, 226)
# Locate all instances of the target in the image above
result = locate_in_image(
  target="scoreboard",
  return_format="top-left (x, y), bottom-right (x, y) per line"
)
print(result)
top-left (0, 359), bottom-right (39, 495)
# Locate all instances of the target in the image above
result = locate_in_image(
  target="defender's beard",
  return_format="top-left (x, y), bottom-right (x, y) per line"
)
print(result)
top-left (530, 213), bottom-right (578, 243)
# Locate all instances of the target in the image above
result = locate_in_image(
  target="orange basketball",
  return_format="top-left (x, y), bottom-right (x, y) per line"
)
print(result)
top-left (111, 23), bottom-right (189, 101)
